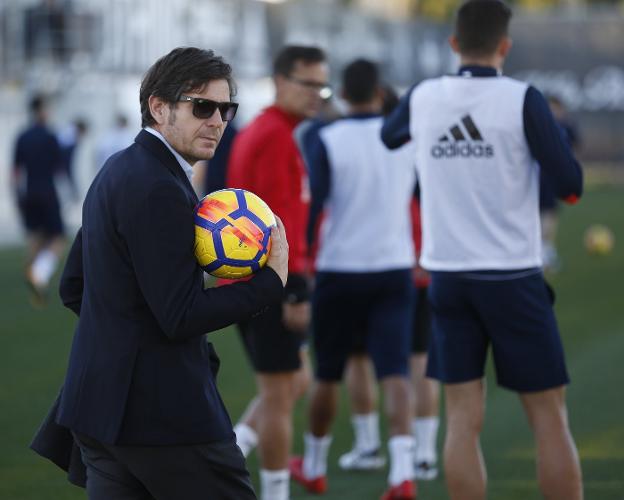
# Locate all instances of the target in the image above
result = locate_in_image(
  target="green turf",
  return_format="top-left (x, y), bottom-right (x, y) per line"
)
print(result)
top-left (0, 185), bottom-right (622, 500)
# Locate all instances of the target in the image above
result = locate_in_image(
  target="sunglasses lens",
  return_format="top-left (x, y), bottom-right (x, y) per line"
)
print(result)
top-left (220, 103), bottom-right (238, 121)
top-left (193, 100), bottom-right (218, 119)
top-left (188, 98), bottom-right (237, 121)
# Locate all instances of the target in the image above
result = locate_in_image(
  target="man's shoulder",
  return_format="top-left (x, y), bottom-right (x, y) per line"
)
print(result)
top-left (100, 142), bottom-right (174, 190)
top-left (235, 114), bottom-right (295, 158)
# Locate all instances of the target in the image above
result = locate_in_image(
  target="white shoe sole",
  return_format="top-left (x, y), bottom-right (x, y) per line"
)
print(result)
top-left (414, 462), bottom-right (438, 480)
top-left (338, 452), bottom-right (387, 471)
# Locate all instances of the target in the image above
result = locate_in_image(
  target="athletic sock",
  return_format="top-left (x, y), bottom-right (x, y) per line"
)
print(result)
top-left (260, 469), bottom-right (289, 500)
top-left (31, 249), bottom-right (58, 287)
top-left (234, 423), bottom-right (258, 457)
top-left (412, 416), bottom-right (439, 463)
top-left (388, 435), bottom-right (415, 486)
top-left (303, 432), bottom-right (332, 479)
top-left (352, 412), bottom-right (381, 451)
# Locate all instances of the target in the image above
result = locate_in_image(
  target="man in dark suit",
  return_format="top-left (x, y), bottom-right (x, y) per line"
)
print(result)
top-left (49, 47), bottom-right (289, 500)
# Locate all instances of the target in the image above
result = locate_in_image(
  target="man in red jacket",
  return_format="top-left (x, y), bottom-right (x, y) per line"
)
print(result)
top-left (226, 45), bottom-right (330, 500)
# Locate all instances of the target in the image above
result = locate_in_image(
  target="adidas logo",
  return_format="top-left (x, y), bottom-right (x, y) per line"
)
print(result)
top-left (431, 115), bottom-right (494, 159)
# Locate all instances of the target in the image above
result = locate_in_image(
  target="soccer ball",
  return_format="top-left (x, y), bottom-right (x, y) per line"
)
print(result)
top-left (584, 224), bottom-right (614, 256)
top-left (194, 188), bottom-right (276, 279)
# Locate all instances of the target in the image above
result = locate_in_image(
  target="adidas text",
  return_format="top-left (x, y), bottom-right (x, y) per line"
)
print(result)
top-left (431, 142), bottom-right (494, 158)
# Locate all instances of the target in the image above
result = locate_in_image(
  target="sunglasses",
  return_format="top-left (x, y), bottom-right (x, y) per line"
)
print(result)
top-left (178, 95), bottom-right (239, 121)
top-left (284, 75), bottom-right (333, 99)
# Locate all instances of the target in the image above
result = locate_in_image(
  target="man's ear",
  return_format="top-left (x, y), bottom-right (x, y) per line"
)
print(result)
top-left (448, 35), bottom-right (461, 55)
top-left (498, 36), bottom-right (512, 58)
top-left (148, 95), bottom-right (168, 126)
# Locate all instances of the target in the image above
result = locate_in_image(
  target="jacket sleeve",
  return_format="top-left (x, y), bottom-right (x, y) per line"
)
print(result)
top-left (523, 86), bottom-right (583, 203)
top-left (381, 85), bottom-right (416, 149)
top-left (302, 125), bottom-right (330, 250)
top-left (59, 228), bottom-right (84, 316)
top-left (124, 181), bottom-right (284, 342)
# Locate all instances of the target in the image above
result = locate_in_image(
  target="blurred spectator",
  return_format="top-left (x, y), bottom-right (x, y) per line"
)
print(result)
top-left (24, 0), bottom-right (67, 62)
top-left (96, 114), bottom-right (135, 170)
top-left (57, 117), bottom-right (89, 200)
top-left (227, 45), bottom-right (329, 500)
top-left (540, 95), bottom-right (581, 272)
top-left (11, 94), bottom-right (65, 307)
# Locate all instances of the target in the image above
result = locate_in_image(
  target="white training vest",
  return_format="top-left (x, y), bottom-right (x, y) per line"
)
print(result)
top-left (316, 116), bottom-right (416, 272)
top-left (409, 76), bottom-right (542, 271)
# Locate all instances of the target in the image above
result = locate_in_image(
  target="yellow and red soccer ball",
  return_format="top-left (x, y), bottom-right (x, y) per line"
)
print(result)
top-left (194, 189), bottom-right (276, 279)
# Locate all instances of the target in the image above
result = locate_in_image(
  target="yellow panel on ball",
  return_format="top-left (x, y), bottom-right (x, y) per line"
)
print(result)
top-left (194, 188), bottom-right (276, 279)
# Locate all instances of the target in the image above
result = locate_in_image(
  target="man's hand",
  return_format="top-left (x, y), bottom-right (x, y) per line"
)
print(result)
top-left (266, 216), bottom-right (289, 286)
top-left (282, 301), bottom-right (310, 333)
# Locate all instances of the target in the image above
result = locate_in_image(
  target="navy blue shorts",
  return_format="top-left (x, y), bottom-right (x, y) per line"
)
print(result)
top-left (312, 270), bottom-right (414, 382)
top-left (412, 286), bottom-right (431, 354)
top-left (18, 195), bottom-right (64, 237)
top-left (238, 301), bottom-right (307, 373)
top-left (426, 269), bottom-right (569, 392)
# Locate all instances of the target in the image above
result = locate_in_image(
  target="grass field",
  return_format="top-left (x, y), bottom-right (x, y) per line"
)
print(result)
top-left (1, 185), bottom-right (623, 500)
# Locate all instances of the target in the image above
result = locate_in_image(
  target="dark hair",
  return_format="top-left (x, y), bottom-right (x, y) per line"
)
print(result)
top-left (73, 118), bottom-right (89, 134)
top-left (29, 94), bottom-right (46, 113)
top-left (273, 45), bottom-right (326, 77)
top-left (342, 59), bottom-right (379, 104)
top-left (454, 0), bottom-right (512, 58)
top-left (139, 47), bottom-right (235, 128)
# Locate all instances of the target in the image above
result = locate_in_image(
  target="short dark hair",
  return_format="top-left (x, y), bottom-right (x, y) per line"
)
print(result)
top-left (139, 47), bottom-right (235, 128)
top-left (342, 59), bottom-right (379, 105)
top-left (454, 0), bottom-right (512, 58)
top-left (273, 45), bottom-right (326, 76)
top-left (29, 94), bottom-right (46, 114)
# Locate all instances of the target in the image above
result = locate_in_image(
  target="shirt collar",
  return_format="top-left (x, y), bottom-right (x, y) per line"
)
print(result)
top-left (457, 65), bottom-right (500, 78)
top-left (144, 127), bottom-right (194, 181)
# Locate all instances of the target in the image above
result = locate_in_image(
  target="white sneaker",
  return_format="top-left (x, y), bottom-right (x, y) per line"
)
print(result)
top-left (414, 460), bottom-right (438, 480)
top-left (338, 447), bottom-right (386, 471)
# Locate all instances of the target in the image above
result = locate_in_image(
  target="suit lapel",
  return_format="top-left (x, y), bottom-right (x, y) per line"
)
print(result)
top-left (134, 130), bottom-right (199, 205)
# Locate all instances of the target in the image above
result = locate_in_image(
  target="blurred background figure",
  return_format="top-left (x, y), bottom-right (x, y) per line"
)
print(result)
top-left (11, 94), bottom-right (65, 307)
top-left (57, 117), bottom-right (89, 201)
top-left (95, 113), bottom-right (135, 171)
top-left (337, 82), bottom-right (441, 483)
top-left (540, 95), bottom-right (582, 273)
top-left (294, 58), bottom-right (418, 500)
top-left (227, 45), bottom-right (329, 500)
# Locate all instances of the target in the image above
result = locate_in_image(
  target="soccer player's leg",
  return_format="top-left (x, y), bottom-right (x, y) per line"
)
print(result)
top-left (339, 348), bottom-right (385, 470)
top-left (410, 286), bottom-right (440, 480)
top-left (427, 272), bottom-right (490, 500)
top-left (368, 270), bottom-right (417, 499)
top-left (291, 272), bottom-right (357, 494)
top-left (23, 197), bottom-right (65, 307)
top-left (235, 304), bottom-right (309, 500)
top-left (520, 387), bottom-right (582, 500)
top-left (481, 273), bottom-right (582, 500)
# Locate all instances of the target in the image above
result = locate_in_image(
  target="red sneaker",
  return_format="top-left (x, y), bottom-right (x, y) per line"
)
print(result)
top-left (380, 480), bottom-right (416, 500)
top-left (288, 456), bottom-right (327, 494)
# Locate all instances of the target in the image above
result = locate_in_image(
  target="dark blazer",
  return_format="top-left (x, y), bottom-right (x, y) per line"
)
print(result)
top-left (55, 129), bottom-right (283, 445)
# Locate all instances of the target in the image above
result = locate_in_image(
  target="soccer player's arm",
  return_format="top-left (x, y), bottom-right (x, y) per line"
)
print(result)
top-left (59, 228), bottom-right (84, 316)
top-left (381, 85), bottom-right (415, 149)
top-left (523, 86), bottom-right (583, 204)
top-left (125, 183), bottom-right (283, 342)
top-left (303, 127), bottom-right (331, 254)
